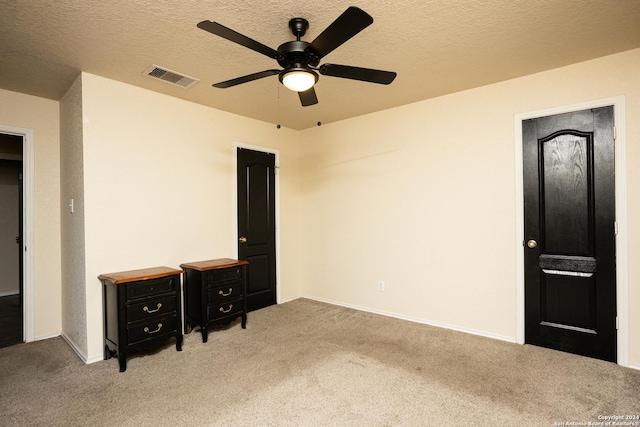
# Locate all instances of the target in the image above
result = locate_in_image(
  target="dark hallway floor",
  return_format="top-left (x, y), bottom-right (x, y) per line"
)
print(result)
top-left (0, 294), bottom-right (22, 348)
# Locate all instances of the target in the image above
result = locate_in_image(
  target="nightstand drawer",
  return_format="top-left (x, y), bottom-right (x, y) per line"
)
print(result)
top-left (127, 294), bottom-right (177, 323)
top-left (208, 300), bottom-right (243, 321)
top-left (126, 277), bottom-right (177, 300)
top-left (127, 315), bottom-right (178, 345)
top-left (207, 267), bottom-right (241, 285)
top-left (207, 282), bottom-right (242, 303)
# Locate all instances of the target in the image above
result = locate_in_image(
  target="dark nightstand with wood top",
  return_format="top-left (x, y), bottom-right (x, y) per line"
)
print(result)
top-left (100, 266), bottom-right (183, 372)
top-left (181, 258), bottom-right (248, 343)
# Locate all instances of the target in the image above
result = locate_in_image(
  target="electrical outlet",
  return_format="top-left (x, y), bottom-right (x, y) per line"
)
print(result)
top-left (378, 280), bottom-right (385, 291)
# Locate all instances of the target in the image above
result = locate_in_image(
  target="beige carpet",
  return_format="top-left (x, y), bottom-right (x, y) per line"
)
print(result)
top-left (1, 298), bottom-right (638, 426)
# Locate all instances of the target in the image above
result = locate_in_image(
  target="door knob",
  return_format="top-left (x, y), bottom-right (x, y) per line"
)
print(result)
top-left (239, 236), bottom-right (247, 243)
top-left (527, 239), bottom-right (538, 249)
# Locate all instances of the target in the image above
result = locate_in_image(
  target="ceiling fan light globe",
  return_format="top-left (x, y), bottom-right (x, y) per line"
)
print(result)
top-left (281, 70), bottom-right (317, 92)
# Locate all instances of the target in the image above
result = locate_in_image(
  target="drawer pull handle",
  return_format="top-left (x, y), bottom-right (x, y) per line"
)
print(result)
top-left (219, 288), bottom-right (233, 297)
top-left (143, 323), bottom-right (163, 334)
top-left (143, 303), bottom-right (162, 313)
top-left (219, 304), bottom-right (234, 314)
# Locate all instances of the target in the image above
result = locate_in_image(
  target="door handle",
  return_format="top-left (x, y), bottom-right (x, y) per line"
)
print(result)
top-left (239, 236), bottom-right (247, 243)
top-left (527, 239), bottom-right (538, 249)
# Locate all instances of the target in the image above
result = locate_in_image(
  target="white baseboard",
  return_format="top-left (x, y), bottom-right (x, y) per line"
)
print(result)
top-left (277, 295), bottom-right (301, 305)
top-left (60, 333), bottom-right (102, 365)
top-left (35, 332), bottom-right (61, 341)
top-left (299, 295), bottom-right (517, 344)
top-left (60, 333), bottom-right (86, 362)
top-left (85, 355), bottom-right (104, 364)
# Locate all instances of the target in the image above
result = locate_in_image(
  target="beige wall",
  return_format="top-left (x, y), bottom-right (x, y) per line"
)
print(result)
top-left (298, 48), bottom-right (640, 367)
top-left (0, 88), bottom-right (61, 339)
top-left (2, 46), bottom-right (638, 367)
top-left (78, 73), bottom-right (302, 361)
top-left (60, 75), bottom-right (88, 354)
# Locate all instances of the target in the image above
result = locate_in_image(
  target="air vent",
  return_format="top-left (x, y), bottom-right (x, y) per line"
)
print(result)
top-left (143, 65), bottom-right (199, 88)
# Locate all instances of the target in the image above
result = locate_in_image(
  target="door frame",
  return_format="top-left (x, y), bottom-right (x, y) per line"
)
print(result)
top-left (0, 124), bottom-right (35, 343)
top-left (514, 96), bottom-right (628, 366)
top-left (232, 141), bottom-right (281, 304)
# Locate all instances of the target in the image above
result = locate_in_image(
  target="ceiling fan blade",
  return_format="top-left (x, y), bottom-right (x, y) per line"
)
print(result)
top-left (319, 64), bottom-right (397, 85)
top-left (197, 20), bottom-right (281, 60)
top-left (298, 87), bottom-right (318, 106)
top-left (213, 70), bottom-right (280, 88)
top-left (306, 7), bottom-right (373, 60)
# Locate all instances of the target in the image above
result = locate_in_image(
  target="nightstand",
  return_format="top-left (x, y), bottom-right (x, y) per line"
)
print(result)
top-left (100, 266), bottom-right (183, 372)
top-left (181, 258), bottom-right (248, 343)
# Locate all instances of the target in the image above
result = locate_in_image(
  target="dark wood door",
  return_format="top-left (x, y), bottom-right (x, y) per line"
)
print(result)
top-left (237, 148), bottom-right (276, 312)
top-left (523, 106), bottom-right (616, 362)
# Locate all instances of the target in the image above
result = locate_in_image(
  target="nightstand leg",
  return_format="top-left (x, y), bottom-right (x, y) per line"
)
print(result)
top-left (176, 334), bottom-right (183, 351)
top-left (118, 354), bottom-right (127, 373)
top-left (241, 313), bottom-right (247, 329)
top-left (201, 327), bottom-right (208, 343)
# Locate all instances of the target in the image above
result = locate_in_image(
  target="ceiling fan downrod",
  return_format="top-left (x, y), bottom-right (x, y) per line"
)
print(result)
top-left (288, 17), bottom-right (309, 41)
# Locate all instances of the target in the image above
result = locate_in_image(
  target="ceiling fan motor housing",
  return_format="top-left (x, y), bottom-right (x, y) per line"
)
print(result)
top-left (276, 40), bottom-right (319, 69)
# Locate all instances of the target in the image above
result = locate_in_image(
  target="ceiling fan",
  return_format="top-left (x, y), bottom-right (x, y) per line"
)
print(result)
top-left (197, 6), bottom-right (397, 107)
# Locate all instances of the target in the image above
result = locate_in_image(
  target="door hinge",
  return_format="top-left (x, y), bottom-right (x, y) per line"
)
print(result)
top-left (616, 316), bottom-right (619, 330)
top-left (614, 221), bottom-right (619, 236)
top-left (613, 126), bottom-right (617, 140)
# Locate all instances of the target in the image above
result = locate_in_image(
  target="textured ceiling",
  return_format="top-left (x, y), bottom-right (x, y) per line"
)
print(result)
top-left (1, 0), bottom-right (640, 130)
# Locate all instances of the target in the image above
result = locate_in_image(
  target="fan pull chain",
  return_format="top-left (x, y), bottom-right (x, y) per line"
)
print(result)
top-left (276, 79), bottom-right (281, 129)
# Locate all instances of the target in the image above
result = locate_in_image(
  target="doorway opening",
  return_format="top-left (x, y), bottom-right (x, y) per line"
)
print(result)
top-left (0, 125), bottom-right (34, 346)
top-left (0, 133), bottom-right (23, 348)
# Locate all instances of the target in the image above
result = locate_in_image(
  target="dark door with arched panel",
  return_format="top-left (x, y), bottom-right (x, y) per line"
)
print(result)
top-left (523, 106), bottom-right (616, 362)
top-left (237, 148), bottom-right (276, 312)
